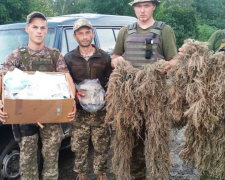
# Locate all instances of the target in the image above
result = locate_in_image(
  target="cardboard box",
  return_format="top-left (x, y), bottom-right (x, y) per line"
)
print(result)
top-left (2, 72), bottom-right (74, 124)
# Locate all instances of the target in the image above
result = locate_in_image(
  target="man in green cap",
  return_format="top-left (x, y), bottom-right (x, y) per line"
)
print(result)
top-left (0, 11), bottom-right (75, 180)
top-left (111, 0), bottom-right (177, 179)
top-left (112, 0), bottom-right (177, 68)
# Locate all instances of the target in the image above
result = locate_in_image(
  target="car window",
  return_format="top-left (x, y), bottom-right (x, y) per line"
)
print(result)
top-left (61, 28), bottom-right (78, 55)
top-left (0, 28), bottom-right (55, 68)
top-left (0, 29), bottom-right (28, 66)
top-left (96, 28), bottom-right (120, 56)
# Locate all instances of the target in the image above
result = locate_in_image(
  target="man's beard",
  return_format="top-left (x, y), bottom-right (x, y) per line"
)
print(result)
top-left (79, 40), bottom-right (92, 47)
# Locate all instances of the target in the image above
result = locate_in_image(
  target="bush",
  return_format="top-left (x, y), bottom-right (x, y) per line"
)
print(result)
top-left (155, 5), bottom-right (198, 47)
top-left (197, 24), bottom-right (218, 42)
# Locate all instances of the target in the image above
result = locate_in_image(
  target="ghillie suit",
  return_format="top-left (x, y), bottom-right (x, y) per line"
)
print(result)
top-left (105, 57), bottom-right (171, 180)
top-left (167, 39), bottom-right (225, 179)
top-left (167, 39), bottom-right (210, 127)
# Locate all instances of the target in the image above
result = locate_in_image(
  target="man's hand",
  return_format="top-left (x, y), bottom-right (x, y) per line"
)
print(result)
top-left (160, 47), bottom-right (183, 73)
top-left (161, 59), bottom-right (178, 74)
top-left (67, 91), bottom-right (85, 122)
top-left (0, 100), bottom-right (8, 123)
top-left (76, 91), bottom-right (85, 100)
top-left (178, 47), bottom-right (184, 55)
top-left (68, 100), bottom-right (76, 122)
top-left (111, 58), bottom-right (118, 69)
top-left (111, 54), bottom-right (121, 69)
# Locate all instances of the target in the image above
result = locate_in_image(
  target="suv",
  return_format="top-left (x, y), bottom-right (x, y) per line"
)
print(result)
top-left (0, 13), bottom-right (136, 180)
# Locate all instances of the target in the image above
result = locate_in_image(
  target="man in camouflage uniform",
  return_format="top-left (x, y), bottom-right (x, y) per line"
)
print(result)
top-left (0, 11), bottom-right (75, 180)
top-left (64, 19), bottom-right (112, 180)
top-left (111, 0), bottom-right (177, 179)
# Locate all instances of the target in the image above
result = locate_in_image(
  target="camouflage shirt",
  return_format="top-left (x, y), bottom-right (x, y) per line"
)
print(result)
top-left (2, 45), bottom-right (68, 72)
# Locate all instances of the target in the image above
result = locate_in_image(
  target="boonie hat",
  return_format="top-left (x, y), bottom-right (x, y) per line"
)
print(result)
top-left (26, 11), bottom-right (46, 24)
top-left (73, 18), bottom-right (92, 32)
top-left (129, 0), bottom-right (160, 6)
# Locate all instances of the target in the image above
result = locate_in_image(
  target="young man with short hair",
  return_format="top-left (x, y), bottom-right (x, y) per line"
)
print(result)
top-left (0, 11), bottom-right (75, 180)
top-left (112, 0), bottom-right (177, 69)
top-left (111, 0), bottom-right (177, 179)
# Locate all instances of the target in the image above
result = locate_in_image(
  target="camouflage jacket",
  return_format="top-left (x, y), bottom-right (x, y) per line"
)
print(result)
top-left (2, 45), bottom-right (68, 72)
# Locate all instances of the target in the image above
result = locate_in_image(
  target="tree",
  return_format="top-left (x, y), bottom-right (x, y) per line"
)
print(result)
top-left (193, 0), bottom-right (225, 29)
top-left (51, 0), bottom-right (135, 18)
top-left (0, 0), bottom-right (30, 24)
top-left (155, 3), bottom-right (198, 47)
top-left (193, 0), bottom-right (224, 20)
top-left (161, 0), bottom-right (194, 8)
top-left (197, 24), bottom-right (217, 42)
top-left (51, 0), bottom-right (93, 15)
top-left (192, 0), bottom-right (225, 41)
top-left (89, 0), bottom-right (134, 16)
top-left (28, 0), bottom-right (54, 17)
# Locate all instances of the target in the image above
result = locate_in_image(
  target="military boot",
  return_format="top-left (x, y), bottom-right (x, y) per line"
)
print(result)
top-left (76, 173), bottom-right (86, 180)
top-left (97, 173), bottom-right (107, 180)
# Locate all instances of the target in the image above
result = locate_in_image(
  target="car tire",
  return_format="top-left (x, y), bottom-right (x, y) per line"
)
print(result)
top-left (0, 136), bottom-right (20, 180)
top-left (0, 133), bottom-right (43, 180)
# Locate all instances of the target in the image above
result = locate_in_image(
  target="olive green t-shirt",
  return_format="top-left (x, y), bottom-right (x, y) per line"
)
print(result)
top-left (114, 22), bottom-right (177, 61)
top-left (207, 30), bottom-right (224, 52)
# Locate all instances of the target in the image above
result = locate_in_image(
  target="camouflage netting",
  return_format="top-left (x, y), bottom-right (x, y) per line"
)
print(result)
top-left (105, 57), bottom-right (171, 180)
top-left (167, 39), bottom-right (225, 179)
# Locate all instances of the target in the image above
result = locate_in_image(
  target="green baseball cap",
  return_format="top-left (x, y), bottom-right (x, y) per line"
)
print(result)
top-left (129, 0), bottom-right (160, 6)
top-left (26, 11), bottom-right (46, 24)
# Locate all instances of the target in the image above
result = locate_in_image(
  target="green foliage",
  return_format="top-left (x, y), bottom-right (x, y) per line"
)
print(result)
top-left (28, 0), bottom-right (54, 17)
top-left (197, 24), bottom-right (218, 42)
top-left (51, 0), bottom-right (135, 16)
top-left (51, 0), bottom-right (93, 15)
top-left (155, 4), bottom-right (198, 47)
top-left (161, 0), bottom-right (194, 8)
top-left (195, 16), bottom-right (225, 29)
top-left (1, 0), bottom-right (225, 45)
top-left (0, 0), bottom-right (30, 24)
top-left (89, 0), bottom-right (134, 16)
top-left (193, 0), bottom-right (224, 20)
top-left (156, 0), bottom-right (225, 45)
top-left (193, 0), bottom-right (225, 29)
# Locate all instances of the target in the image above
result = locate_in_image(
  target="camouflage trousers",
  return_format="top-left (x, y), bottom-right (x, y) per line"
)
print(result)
top-left (19, 123), bottom-right (62, 180)
top-left (71, 110), bottom-right (110, 175)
